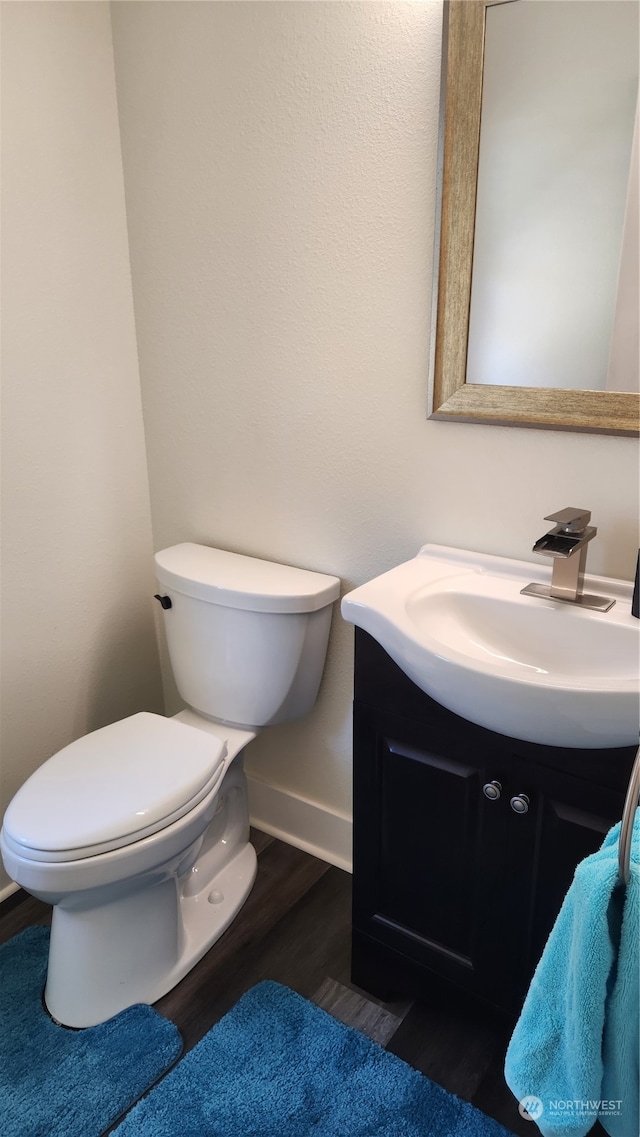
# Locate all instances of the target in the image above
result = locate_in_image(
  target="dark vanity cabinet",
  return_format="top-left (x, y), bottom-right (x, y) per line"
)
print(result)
top-left (351, 629), bottom-right (637, 1018)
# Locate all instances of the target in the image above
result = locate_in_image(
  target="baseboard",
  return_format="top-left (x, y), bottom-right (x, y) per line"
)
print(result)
top-left (0, 881), bottom-right (20, 906)
top-left (246, 776), bottom-right (352, 873)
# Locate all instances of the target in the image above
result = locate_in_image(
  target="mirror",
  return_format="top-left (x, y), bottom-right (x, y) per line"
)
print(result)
top-left (430, 0), bottom-right (640, 435)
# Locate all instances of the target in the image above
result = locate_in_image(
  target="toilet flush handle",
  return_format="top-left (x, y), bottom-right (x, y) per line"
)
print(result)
top-left (154, 594), bottom-right (172, 610)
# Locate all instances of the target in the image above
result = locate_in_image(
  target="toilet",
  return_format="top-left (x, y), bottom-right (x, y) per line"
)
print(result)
top-left (0, 543), bottom-right (340, 1028)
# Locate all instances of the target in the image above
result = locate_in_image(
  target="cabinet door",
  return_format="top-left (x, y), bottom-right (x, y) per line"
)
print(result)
top-left (507, 756), bottom-right (625, 999)
top-left (352, 704), bottom-right (512, 1006)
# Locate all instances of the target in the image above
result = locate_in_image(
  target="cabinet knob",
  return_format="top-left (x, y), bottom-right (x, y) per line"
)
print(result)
top-left (482, 780), bottom-right (502, 801)
top-left (510, 794), bottom-right (530, 815)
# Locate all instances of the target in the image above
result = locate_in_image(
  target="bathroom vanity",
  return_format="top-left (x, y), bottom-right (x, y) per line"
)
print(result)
top-left (351, 629), bottom-right (637, 1017)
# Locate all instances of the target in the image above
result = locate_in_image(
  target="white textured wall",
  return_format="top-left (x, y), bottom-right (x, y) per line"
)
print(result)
top-left (0, 1), bottom-right (164, 895)
top-left (110, 0), bottom-right (639, 839)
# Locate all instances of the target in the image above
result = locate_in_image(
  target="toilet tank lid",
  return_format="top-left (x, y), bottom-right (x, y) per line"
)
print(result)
top-left (155, 544), bottom-right (340, 613)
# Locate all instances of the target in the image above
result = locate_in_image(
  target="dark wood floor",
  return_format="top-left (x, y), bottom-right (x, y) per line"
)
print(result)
top-left (1, 832), bottom-right (541, 1136)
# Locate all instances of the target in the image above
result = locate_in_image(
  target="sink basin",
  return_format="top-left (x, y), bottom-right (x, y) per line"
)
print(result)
top-left (341, 544), bottom-right (639, 749)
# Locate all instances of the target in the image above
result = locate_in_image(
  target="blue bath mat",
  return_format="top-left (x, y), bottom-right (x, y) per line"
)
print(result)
top-left (0, 925), bottom-right (182, 1137)
top-left (112, 980), bottom-right (514, 1137)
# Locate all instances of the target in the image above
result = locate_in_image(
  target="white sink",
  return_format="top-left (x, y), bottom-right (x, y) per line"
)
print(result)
top-left (341, 544), bottom-right (639, 749)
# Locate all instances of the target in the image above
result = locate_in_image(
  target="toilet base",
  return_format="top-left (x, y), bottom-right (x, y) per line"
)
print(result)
top-left (44, 840), bottom-right (257, 1028)
top-left (41, 758), bottom-right (257, 1028)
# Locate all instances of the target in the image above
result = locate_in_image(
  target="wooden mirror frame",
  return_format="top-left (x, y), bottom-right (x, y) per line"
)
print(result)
top-left (429, 0), bottom-right (639, 436)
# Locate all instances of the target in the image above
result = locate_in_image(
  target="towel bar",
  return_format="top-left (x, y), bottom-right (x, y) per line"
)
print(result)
top-left (618, 744), bottom-right (640, 885)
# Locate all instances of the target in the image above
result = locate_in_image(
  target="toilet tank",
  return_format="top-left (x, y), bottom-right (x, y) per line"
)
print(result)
top-left (154, 544), bottom-right (340, 729)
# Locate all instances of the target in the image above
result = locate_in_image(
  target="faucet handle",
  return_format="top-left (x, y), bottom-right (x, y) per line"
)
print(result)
top-left (544, 507), bottom-right (591, 534)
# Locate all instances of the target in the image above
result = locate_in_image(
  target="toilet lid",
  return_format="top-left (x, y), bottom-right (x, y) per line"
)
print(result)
top-left (3, 713), bottom-right (226, 862)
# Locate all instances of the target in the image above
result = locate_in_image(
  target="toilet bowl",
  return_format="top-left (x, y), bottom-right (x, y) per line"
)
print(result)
top-left (0, 544), bottom-right (340, 1027)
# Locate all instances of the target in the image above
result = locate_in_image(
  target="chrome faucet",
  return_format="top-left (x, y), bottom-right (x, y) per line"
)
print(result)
top-left (521, 508), bottom-right (615, 611)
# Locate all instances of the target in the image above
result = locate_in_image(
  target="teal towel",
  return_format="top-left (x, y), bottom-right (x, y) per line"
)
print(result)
top-left (504, 813), bottom-right (639, 1137)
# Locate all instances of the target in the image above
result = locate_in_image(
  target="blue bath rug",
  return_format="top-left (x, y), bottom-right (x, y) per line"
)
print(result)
top-left (0, 925), bottom-right (182, 1137)
top-left (112, 980), bottom-right (514, 1137)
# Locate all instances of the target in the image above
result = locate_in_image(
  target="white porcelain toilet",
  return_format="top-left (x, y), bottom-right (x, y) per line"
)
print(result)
top-left (0, 543), bottom-right (340, 1028)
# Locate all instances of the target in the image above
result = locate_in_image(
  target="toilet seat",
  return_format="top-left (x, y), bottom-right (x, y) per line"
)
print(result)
top-left (2, 713), bottom-right (226, 863)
